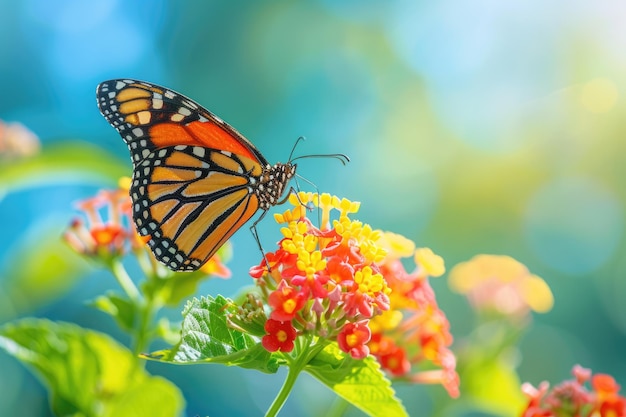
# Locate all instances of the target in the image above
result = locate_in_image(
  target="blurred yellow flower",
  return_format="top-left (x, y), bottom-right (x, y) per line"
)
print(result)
top-left (448, 254), bottom-right (553, 317)
top-left (520, 274), bottom-right (553, 313)
top-left (199, 250), bottom-right (231, 279)
top-left (379, 232), bottom-right (415, 259)
top-left (415, 247), bottom-right (446, 277)
top-left (118, 176), bottom-right (132, 191)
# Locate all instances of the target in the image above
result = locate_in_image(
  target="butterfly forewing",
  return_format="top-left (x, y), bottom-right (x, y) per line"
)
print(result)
top-left (96, 79), bottom-right (296, 271)
top-left (96, 79), bottom-right (269, 167)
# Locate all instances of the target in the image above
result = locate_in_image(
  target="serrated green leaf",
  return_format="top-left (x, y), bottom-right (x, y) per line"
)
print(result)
top-left (0, 318), bottom-right (184, 417)
top-left (306, 343), bottom-right (407, 417)
top-left (89, 293), bottom-right (136, 332)
top-left (145, 295), bottom-right (279, 373)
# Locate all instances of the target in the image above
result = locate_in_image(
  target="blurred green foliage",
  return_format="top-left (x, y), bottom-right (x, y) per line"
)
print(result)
top-left (0, 319), bottom-right (184, 417)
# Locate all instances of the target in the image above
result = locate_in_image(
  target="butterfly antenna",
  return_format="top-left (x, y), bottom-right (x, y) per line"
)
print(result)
top-left (287, 136), bottom-right (350, 165)
top-left (285, 136), bottom-right (350, 226)
top-left (290, 153), bottom-right (350, 165)
top-left (288, 136), bottom-right (307, 163)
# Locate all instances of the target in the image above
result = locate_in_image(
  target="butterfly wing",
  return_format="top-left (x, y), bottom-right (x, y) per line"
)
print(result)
top-left (96, 79), bottom-right (269, 168)
top-left (96, 79), bottom-right (268, 271)
top-left (133, 144), bottom-right (262, 270)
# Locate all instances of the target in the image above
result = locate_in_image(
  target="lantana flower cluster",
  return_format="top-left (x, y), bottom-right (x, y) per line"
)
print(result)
top-left (372, 234), bottom-right (459, 398)
top-left (250, 192), bottom-right (459, 397)
top-left (63, 178), bottom-right (230, 277)
top-left (250, 192), bottom-right (389, 359)
top-left (448, 254), bottom-right (553, 320)
top-left (63, 179), bottom-right (135, 258)
top-left (521, 365), bottom-right (626, 417)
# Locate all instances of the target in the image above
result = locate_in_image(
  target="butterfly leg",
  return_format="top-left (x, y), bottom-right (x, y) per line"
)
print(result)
top-left (278, 186), bottom-right (315, 213)
top-left (250, 209), bottom-right (272, 272)
top-left (292, 175), bottom-right (322, 223)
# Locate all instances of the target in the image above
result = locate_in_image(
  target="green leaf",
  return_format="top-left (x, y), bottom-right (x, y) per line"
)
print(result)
top-left (306, 343), bottom-right (407, 417)
top-left (89, 292), bottom-right (136, 332)
top-left (143, 270), bottom-right (211, 307)
top-left (0, 141), bottom-right (127, 193)
top-left (0, 227), bottom-right (90, 321)
top-left (143, 242), bottom-right (233, 307)
top-left (103, 376), bottom-right (183, 417)
top-left (0, 319), bottom-right (184, 417)
top-left (154, 317), bottom-right (181, 345)
top-left (145, 295), bottom-right (279, 373)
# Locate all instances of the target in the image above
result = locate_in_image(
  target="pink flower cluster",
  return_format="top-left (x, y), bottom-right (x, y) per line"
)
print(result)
top-left (522, 365), bottom-right (626, 417)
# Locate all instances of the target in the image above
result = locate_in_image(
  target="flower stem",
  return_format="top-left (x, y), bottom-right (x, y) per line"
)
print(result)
top-left (265, 358), bottom-right (303, 417)
top-left (265, 341), bottom-right (326, 417)
top-left (110, 259), bottom-right (141, 303)
top-left (108, 259), bottom-right (152, 364)
top-left (132, 296), bottom-right (155, 362)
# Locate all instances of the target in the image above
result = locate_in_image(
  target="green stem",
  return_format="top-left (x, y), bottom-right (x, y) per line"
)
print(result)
top-left (265, 358), bottom-right (303, 417)
top-left (132, 297), bottom-right (155, 361)
top-left (109, 259), bottom-right (141, 303)
top-left (265, 341), bottom-right (326, 417)
top-left (108, 259), bottom-right (153, 363)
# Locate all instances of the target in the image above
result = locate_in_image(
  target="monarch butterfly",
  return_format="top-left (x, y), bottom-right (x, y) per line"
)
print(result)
top-left (96, 79), bottom-right (344, 272)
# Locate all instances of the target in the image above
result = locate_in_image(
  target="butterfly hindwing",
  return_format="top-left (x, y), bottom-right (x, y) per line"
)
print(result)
top-left (132, 144), bottom-right (262, 271)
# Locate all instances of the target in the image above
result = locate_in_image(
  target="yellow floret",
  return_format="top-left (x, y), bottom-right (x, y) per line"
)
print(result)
top-left (415, 248), bottom-right (446, 277)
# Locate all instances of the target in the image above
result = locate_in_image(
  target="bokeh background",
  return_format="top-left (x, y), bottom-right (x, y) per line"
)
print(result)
top-left (1, 0), bottom-right (625, 416)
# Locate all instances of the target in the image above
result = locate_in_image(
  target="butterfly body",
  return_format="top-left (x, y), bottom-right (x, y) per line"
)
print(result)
top-left (96, 79), bottom-right (295, 271)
